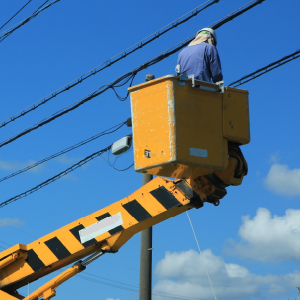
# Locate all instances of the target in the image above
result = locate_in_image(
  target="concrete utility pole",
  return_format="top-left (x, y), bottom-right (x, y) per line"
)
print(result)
top-left (139, 74), bottom-right (155, 300)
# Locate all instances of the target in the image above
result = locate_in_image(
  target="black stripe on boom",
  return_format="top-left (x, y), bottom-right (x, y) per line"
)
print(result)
top-left (150, 186), bottom-right (181, 210)
top-left (26, 249), bottom-right (45, 272)
top-left (44, 237), bottom-right (71, 260)
top-left (69, 224), bottom-right (98, 248)
top-left (122, 200), bottom-right (152, 222)
top-left (108, 225), bottom-right (124, 235)
top-left (96, 213), bottom-right (124, 235)
top-left (175, 181), bottom-right (201, 202)
top-left (96, 212), bottom-right (111, 221)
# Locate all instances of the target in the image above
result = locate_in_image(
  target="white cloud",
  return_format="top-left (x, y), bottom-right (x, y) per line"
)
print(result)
top-left (55, 155), bottom-right (79, 165)
top-left (153, 249), bottom-right (300, 300)
top-left (0, 159), bottom-right (43, 173)
top-left (264, 163), bottom-right (300, 197)
top-left (224, 208), bottom-right (300, 262)
top-left (105, 298), bottom-right (120, 300)
top-left (269, 152), bottom-right (281, 164)
top-left (0, 217), bottom-right (25, 228)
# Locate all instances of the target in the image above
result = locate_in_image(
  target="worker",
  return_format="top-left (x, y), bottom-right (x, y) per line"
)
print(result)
top-left (177, 28), bottom-right (223, 83)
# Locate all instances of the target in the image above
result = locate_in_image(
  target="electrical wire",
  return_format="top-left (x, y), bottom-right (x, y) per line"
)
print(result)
top-left (108, 163), bottom-right (134, 172)
top-left (0, 0), bottom-right (219, 129)
top-left (0, 145), bottom-right (111, 208)
top-left (0, 0), bottom-right (60, 43)
top-left (229, 48), bottom-right (300, 87)
top-left (101, 142), bottom-right (134, 171)
top-left (83, 271), bottom-right (138, 289)
top-left (0, 240), bottom-right (11, 249)
top-left (0, 240), bottom-right (11, 246)
top-left (0, 219), bottom-right (37, 237)
top-left (0, 0), bottom-right (33, 31)
top-left (0, 73), bottom-right (135, 149)
top-left (186, 212), bottom-right (218, 300)
top-left (36, 0), bottom-right (50, 11)
top-left (0, 0), bottom-right (265, 150)
top-left (0, 121), bottom-right (126, 183)
top-left (209, 0), bottom-right (265, 30)
top-left (77, 273), bottom-right (206, 300)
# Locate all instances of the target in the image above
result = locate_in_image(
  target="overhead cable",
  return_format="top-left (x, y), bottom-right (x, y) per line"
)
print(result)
top-left (229, 49), bottom-right (300, 87)
top-left (0, 121), bottom-right (126, 183)
top-left (0, 145), bottom-right (111, 208)
top-left (77, 274), bottom-right (206, 300)
top-left (0, 0), bottom-right (219, 129)
top-left (0, 75), bottom-right (135, 149)
top-left (0, 0), bottom-right (265, 149)
top-left (0, 0), bottom-right (60, 43)
top-left (0, 240), bottom-right (11, 247)
top-left (100, 142), bottom-right (134, 171)
top-left (0, 219), bottom-right (38, 237)
top-left (0, 0), bottom-right (33, 30)
top-left (209, 0), bottom-right (265, 30)
top-left (36, 0), bottom-right (51, 11)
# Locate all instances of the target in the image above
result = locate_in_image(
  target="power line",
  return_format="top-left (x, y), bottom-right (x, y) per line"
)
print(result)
top-left (209, 0), bottom-right (265, 30)
top-left (77, 273), bottom-right (206, 300)
top-left (0, 0), bottom-right (264, 150)
top-left (101, 143), bottom-right (134, 171)
top-left (229, 49), bottom-right (300, 87)
top-left (82, 272), bottom-right (138, 289)
top-left (0, 240), bottom-right (11, 246)
top-left (0, 219), bottom-right (38, 238)
top-left (0, 0), bottom-right (60, 43)
top-left (36, 1), bottom-right (50, 11)
top-left (0, 0), bottom-right (219, 129)
top-left (0, 0), bottom-right (33, 31)
top-left (0, 145), bottom-right (111, 208)
top-left (0, 121), bottom-right (126, 183)
top-left (77, 274), bottom-right (138, 292)
top-left (0, 74), bottom-right (134, 149)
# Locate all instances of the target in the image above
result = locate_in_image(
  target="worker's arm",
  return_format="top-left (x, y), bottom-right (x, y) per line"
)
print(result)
top-left (208, 45), bottom-right (223, 83)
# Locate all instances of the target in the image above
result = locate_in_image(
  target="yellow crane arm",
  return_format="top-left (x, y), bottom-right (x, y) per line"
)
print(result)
top-left (0, 145), bottom-right (247, 300)
top-left (0, 176), bottom-right (202, 299)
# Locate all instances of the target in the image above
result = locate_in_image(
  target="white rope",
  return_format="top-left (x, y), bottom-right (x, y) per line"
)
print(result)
top-left (186, 212), bottom-right (218, 300)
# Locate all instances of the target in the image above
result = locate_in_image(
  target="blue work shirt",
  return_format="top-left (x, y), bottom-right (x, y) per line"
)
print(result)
top-left (177, 43), bottom-right (223, 83)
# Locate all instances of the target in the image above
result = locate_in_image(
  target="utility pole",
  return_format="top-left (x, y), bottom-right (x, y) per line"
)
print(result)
top-left (297, 286), bottom-right (300, 300)
top-left (139, 74), bottom-right (155, 300)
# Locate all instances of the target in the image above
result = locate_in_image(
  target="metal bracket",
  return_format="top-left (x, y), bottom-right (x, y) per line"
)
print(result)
top-left (216, 80), bottom-right (224, 93)
top-left (188, 75), bottom-right (196, 87)
top-left (178, 74), bottom-right (224, 93)
top-left (178, 73), bottom-right (195, 87)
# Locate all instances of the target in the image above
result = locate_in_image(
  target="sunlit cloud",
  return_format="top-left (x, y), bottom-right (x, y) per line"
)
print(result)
top-left (0, 217), bottom-right (25, 228)
top-left (264, 163), bottom-right (300, 197)
top-left (224, 208), bottom-right (300, 262)
top-left (0, 159), bottom-right (43, 173)
top-left (55, 155), bottom-right (79, 165)
top-left (153, 249), bottom-right (300, 300)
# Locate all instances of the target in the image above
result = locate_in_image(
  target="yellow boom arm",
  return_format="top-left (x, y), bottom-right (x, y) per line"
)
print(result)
top-left (0, 148), bottom-right (246, 300)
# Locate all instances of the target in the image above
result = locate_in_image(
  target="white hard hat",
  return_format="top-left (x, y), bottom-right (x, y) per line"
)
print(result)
top-left (196, 27), bottom-right (217, 46)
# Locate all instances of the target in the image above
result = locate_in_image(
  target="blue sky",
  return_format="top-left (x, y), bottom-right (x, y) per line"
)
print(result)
top-left (0, 1), bottom-right (300, 300)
